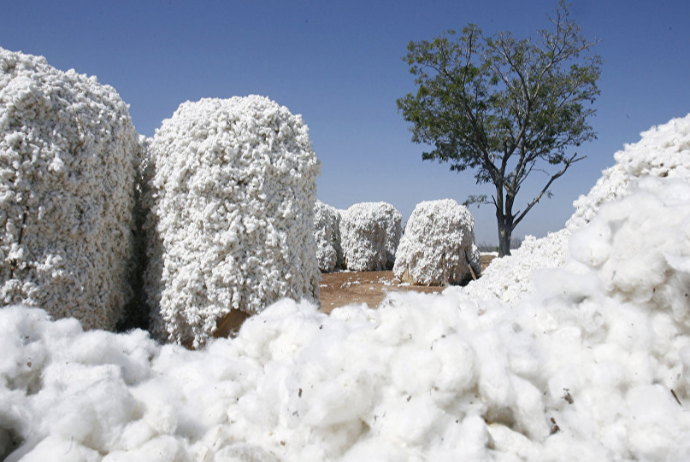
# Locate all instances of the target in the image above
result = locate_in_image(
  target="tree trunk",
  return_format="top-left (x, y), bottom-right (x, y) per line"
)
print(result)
top-left (497, 213), bottom-right (513, 257)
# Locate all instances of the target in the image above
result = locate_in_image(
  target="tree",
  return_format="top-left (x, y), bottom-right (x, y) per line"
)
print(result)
top-left (397, 2), bottom-right (602, 256)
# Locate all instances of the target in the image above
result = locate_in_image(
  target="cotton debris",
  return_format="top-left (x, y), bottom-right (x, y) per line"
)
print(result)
top-left (313, 200), bottom-right (343, 272)
top-left (0, 48), bottom-right (141, 330)
top-left (340, 202), bottom-right (402, 271)
top-left (143, 96), bottom-right (321, 347)
top-left (394, 199), bottom-right (480, 286)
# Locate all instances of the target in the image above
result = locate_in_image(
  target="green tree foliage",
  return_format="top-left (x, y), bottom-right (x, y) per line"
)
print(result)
top-left (398, 2), bottom-right (602, 256)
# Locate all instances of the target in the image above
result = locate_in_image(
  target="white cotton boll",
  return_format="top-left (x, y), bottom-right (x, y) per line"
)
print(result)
top-left (340, 201), bottom-right (402, 271)
top-left (390, 346), bottom-right (441, 396)
top-left (144, 95), bottom-right (321, 346)
top-left (0, 48), bottom-right (142, 331)
top-left (299, 366), bottom-right (375, 428)
top-left (435, 415), bottom-right (490, 460)
top-left (591, 343), bottom-right (630, 389)
top-left (37, 376), bottom-right (138, 454)
top-left (13, 436), bottom-right (101, 462)
top-left (509, 375), bottom-right (549, 441)
top-left (486, 423), bottom-right (541, 461)
top-left (102, 435), bottom-right (186, 462)
top-left (130, 378), bottom-right (182, 435)
top-left (56, 329), bottom-right (155, 386)
top-left (340, 439), bottom-right (410, 462)
top-left (429, 334), bottom-right (476, 400)
top-left (626, 384), bottom-right (690, 460)
top-left (377, 394), bottom-right (443, 447)
top-left (236, 393), bottom-right (277, 429)
top-left (473, 332), bottom-right (513, 409)
top-left (593, 180), bottom-right (690, 308)
top-left (531, 264), bottom-right (602, 307)
top-left (394, 199), bottom-right (480, 285)
top-left (110, 419), bottom-right (156, 453)
top-left (214, 443), bottom-right (280, 462)
top-left (541, 429), bottom-right (615, 462)
top-left (568, 217), bottom-right (611, 267)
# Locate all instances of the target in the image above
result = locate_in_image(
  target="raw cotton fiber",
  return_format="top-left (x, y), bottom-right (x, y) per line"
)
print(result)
top-left (340, 202), bottom-right (401, 271)
top-left (3, 177), bottom-right (690, 461)
top-left (313, 200), bottom-right (343, 272)
top-left (567, 113), bottom-right (690, 230)
top-left (464, 113), bottom-right (690, 306)
top-left (143, 96), bottom-right (321, 347)
top-left (462, 230), bottom-right (571, 305)
top-left (0, 48), bottom-right (141, 330)
top-left (393, 199), bottom-right (480, 286)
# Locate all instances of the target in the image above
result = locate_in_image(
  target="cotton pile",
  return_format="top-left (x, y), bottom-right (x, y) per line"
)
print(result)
top-left (394, 199), bottom-right (480, 286)
top-left (143, 96), bottom-right (321, 347)
top-left (464, 113), bottom-right (690, 306)
top-left (313, 200), bottom-right (343, 272)
top-left (2, 175), bottom-right (690, 461)
top-left (2, 47), bottom-right (690, 460)
top-left (461, 230), bottom-right (571, 304)
top-left (0, 48), bottom-right (141, 330)
top-left (567, 113), bottom-right (690, 230)
top-left (340, 202), bottom-right (401, 271)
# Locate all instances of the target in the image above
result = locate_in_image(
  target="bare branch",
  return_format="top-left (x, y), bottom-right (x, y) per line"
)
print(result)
top-left (512, 153), bottom-right (585, 228)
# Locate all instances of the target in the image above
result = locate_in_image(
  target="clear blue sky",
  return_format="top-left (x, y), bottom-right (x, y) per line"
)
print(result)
top-left (2, 1), bottom-right (689, 245)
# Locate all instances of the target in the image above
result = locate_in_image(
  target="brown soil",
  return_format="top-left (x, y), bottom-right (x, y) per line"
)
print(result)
top-left (318, 254), bottom-right (496, 314)
top-left (214, 254), bottom-right (496, 338)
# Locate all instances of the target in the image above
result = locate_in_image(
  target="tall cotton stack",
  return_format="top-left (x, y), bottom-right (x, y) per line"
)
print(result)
top-left (394, 199), bottom-right (480, 285)
top-left (313, 200), bottom-right (343, 272)
top-left (0, 48), bottom-right (140, 330)
top-left (144, 96), bottom-right (321, 347)
top-left (463, 113), bottom-right (690, 306)
top-left (340, 202), bottom-right (401, 271)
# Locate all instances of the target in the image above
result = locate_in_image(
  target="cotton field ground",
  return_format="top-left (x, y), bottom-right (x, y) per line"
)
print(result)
top-left (319, 254), bottom-right (496, 313)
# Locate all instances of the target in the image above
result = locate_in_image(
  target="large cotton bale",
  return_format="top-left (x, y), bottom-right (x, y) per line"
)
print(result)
top-left (313, 200), bottom-right (343, 272)
top-left (341, 202), bottom-right (402, 271)
top-left (144, 95), bottom-right (321, 346)
top-left (394, 199), bottom-right (480, 286)
top-left (0, 48), bottom-right (141, 330)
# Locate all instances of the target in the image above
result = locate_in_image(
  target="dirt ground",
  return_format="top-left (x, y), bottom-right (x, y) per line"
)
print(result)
top-left (215, 254), bottom-right (496, 338)
top-left (318, 254), bottom-right (496, 314)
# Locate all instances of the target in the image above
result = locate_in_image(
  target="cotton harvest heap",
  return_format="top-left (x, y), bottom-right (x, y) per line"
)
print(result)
top-left (464, 113), bottom-right (690, 306)
top-left (144, 96), bottom-right (321, 347)
top-left (313, 200), bottom-right (343, 273)
top-left (0, 48), bottom-right (141, 330)
top-left (3, 129), bottom-right (690, 460)
top-left (394, 199), bottom-right (480, 286)
top-left (340, 202), bottom-right (402, 271)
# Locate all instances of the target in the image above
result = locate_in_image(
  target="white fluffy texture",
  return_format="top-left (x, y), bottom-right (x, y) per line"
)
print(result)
top-left (144, 96), bottom-right (321, 347)
top-left (0, 48), bottom-right (140, 330)
top-left (465, 113), bottom-right (690, 306)
top-left (340, 202), bottom-right (402, 271)
top-left (313, 200), bottom-right (342, 272)
top-left (3, 178), bottom-right (690, 461)
top-left (393, 199), bottom-right (480, 285)
top-left (567, 113), bottom-right (690, 230)
top-left (462, 230), bottom-right (571, 304)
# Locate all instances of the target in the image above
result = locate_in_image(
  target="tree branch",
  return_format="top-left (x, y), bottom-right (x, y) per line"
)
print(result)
top-left (512, 153), bottom-right (585, 228)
